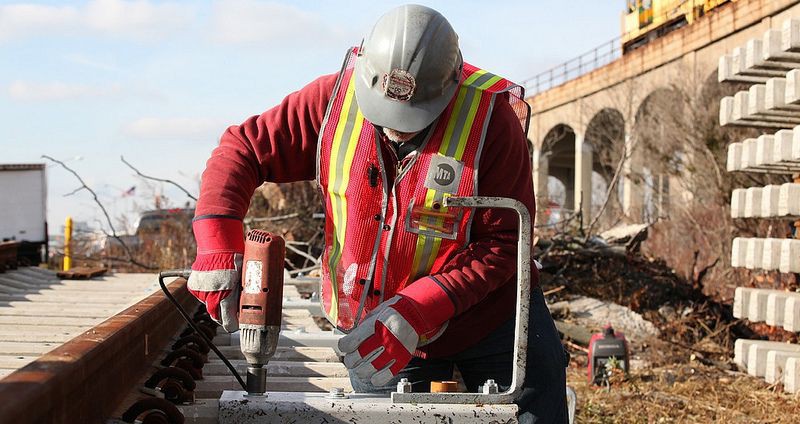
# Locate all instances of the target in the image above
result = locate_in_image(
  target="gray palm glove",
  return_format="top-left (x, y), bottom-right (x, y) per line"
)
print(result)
top-left (187, 253), bottom-right (242, 332)
top-left (186, 216), bottom-right (245, 333)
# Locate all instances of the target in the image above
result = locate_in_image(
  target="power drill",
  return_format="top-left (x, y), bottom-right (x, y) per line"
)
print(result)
top-left (238, 229), bottom-right (285, 395)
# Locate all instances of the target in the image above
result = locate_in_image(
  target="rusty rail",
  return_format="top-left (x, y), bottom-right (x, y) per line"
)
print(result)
top-left (0, 277), bottom-right (196, 424)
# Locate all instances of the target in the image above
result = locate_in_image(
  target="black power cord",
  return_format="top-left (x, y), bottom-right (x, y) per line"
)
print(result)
top-left (158, 270), bottom-right (246, 390)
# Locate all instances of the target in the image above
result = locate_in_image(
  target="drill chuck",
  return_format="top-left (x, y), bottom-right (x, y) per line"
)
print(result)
top-left (240, 326), bottom-right (280, 365)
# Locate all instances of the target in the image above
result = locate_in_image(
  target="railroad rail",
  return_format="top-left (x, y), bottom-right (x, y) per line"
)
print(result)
top-left (0, 268), bottom-right (345, 423)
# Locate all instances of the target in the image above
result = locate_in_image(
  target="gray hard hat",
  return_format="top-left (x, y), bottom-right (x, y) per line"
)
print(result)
top-left (354, 4), bottom-right (463, 133)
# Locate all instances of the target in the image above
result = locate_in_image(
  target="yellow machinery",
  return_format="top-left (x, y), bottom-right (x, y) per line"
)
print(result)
top-left (622, 0), bottom-right (734, 53)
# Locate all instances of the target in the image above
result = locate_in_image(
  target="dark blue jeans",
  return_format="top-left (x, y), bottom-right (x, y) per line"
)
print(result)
top-left (349, 287), bottom-right (568, 423)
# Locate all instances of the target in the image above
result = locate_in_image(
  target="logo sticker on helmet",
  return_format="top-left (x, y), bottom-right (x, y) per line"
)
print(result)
top-left (383, 69), bottom-right (416, 102)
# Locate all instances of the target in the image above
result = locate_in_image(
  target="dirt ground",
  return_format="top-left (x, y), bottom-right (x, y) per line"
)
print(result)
top-left (538, 239), bottom-right (800, 423)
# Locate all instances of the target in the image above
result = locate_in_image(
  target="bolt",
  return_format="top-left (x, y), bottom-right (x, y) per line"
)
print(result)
top-left (327, 387), bottom-right (347, 399)
top-left (482, 379), bottom-right (498, 394)
top-left (396, 377), bottom-right (412, 394)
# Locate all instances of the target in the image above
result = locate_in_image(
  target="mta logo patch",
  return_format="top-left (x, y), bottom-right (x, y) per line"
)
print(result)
top-left (425, 155), bottom-right (463, 194)
top-left (434, 163), bottom-right (455, 186)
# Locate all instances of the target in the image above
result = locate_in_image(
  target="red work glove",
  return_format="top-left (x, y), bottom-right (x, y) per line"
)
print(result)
top-left (187, 217), bottom-right (244, 333)
top-left (338, 278), bottom-right (455, 386)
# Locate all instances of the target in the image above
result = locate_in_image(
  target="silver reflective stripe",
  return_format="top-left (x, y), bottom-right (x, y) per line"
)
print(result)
top-left (446, 86), bottom-right (478, 157)
top-left (471, 71), bottom-right (498, 88)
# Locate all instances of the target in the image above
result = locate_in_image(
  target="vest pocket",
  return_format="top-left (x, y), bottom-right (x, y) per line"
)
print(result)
top-left (404, 197), bottom-right (462, 241)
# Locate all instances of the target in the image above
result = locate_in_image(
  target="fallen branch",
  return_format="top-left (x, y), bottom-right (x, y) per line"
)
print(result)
top-left (543, 285), bottom-right (566, 296)
top-left (564, 339), bottom-right (589, 354)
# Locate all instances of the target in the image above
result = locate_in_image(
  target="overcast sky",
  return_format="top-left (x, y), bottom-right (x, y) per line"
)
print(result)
top-left (0, 0), bottom-right (620, 234)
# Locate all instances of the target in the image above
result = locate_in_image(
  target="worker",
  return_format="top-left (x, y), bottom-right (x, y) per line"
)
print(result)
top-left (187, 4), bottom-right (567, 422)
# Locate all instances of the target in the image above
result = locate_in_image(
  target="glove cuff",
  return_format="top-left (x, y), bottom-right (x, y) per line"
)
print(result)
top-left (397, 277), bottom-right (455, 335)
top-left (193, 216), bottom-right (244, 254)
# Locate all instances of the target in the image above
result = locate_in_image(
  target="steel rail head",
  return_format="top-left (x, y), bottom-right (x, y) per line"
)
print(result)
top-left (0, 274), bottom-right (196, 423)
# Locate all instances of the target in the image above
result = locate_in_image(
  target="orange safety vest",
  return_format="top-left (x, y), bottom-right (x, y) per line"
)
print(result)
top-left (317, 47), bottom-right (529, 332)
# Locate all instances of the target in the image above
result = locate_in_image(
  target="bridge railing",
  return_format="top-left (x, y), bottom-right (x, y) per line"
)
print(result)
top-left (522, 36), bottom-right (622, 97)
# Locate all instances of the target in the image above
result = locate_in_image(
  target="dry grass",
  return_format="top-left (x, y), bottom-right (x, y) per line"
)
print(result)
top-left (568, 351), bottom-right (800, 423)
top-left (540, 239), bottom-right (800, 422)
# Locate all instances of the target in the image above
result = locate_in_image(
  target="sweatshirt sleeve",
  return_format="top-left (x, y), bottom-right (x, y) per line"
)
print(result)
top-left (425, 98), bottom-right (536, 316)
top-left (195, 73), bottom-right (338, 219)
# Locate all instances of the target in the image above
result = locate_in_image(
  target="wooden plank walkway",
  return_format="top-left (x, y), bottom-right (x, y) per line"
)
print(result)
top-left (0, 267), bottom-right (159, 376)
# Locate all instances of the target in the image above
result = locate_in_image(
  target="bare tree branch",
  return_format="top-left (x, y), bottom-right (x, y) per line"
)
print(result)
top-left (63, 186), bottom-right (85, 197)
top-left (120, 155), bottom-right (197, 201)
top-left (42, 154), bottom-right (157, 270)
top-left (583, 140), bottom-right (631, 240)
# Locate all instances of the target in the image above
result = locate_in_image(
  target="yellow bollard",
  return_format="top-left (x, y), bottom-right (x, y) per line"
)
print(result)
top-left (64, 216), bottom-right (72, 271)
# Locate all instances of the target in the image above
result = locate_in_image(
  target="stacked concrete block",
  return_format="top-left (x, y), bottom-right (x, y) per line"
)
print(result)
top-left (786, 358), bottom-right (800, 393)
top-left (777, 183), bottom-right (800, 216)
top-left (747, 342), bottom-right (800, 377)
top-left (727, 143), bottom-right (743, 172)
top-left (730, 188), bottom-right (747, 218)
top-left (733, 286), bottom-right (754, 319)
top-left (734, 339), bottom-right (796, 368)
top-left (727, 129), bottom-right (800, 173)
top-left (734, 287), bottom-right (800, 330)
top-left (785, 297), bottom-right (800, 332)
top-left (744, 187), bottom-right (763, 217)
top-left (765, 350), bottom-right (800, 384)
top-left (773, 129), bottom-right (797, 163)
top-left (747, 287), bottom-right (774, 322)
top-left (732, 238), bottom-right (800, 275)
top-left (730, 238), bottom-right (749, 268)
top-left (761, 238), bottom-right (784, 271)
top-left (720, 19), bottom-right (800, 84)
top-left (745, 237), bottom-right (765, 269)
top-left (779, 239), bottom-right (800, 274)
top-left (766, 291), bottom-right (800, 326)
top-left (786, 69), bottom-right (800, 105)
top-left (761, 185), bottom-right (782, 217)
top-left (729, 184), bottom-right (800, 218)
top-left (734, 339), bottom-right (800, 386)
top-left (721, 19), bottom-right (800, 394)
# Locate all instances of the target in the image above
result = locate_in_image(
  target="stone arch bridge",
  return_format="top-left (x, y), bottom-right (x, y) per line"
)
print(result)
top-left (526, 0), bottom-right (800, 228)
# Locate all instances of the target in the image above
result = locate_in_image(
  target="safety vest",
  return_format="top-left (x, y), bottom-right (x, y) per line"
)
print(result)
top-left (317, 47), bottom-right (529, 332)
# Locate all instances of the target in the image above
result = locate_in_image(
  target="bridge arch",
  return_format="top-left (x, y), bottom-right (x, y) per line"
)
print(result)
top-left (533, 123), bottom-right (577, 227)
top-left (585, 107), bottom-right (626, 230)
top-left (628, 86), bottom-right (685, 222)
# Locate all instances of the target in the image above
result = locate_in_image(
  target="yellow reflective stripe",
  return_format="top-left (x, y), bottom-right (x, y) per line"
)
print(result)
top-left (463, 69), bottom-right (487, 86)
top-left (410, 188), bottom-right (441, 274)
top-left (438, 87), bottom-right (468, 159)
top-left (478, 75), bottom-right (502, 90)
top-left (325, 74), bottom-right (362, 323)
top-left (453, 88), bottom-right (483, 160)
top-left (425, 229), bottom-right (444, 272)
